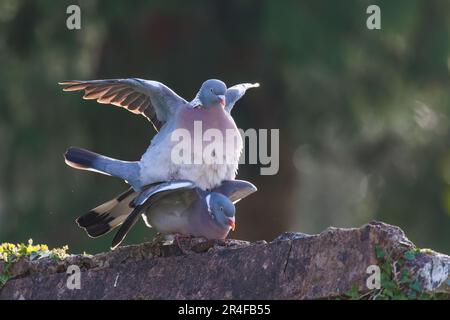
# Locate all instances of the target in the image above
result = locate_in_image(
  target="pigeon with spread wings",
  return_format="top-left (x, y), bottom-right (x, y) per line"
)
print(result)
top-left (61, 78), bottom-right (259, 190)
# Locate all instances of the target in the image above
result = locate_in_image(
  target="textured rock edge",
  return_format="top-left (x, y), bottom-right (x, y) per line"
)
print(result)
top-left (0, 221), bottom-right (448, 299)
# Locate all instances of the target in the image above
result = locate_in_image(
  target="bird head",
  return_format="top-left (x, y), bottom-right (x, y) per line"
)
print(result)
top-left (206, 192), bottom-right (236, 231)
top-left (197, 79), bottom-right (227, 108)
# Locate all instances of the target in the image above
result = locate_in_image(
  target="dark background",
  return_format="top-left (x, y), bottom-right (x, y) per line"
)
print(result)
top-left (0, 0), bottom-right (449, 254)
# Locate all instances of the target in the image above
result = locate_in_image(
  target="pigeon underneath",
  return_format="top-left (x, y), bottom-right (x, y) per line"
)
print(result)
top-left (75, 180), bottom-right (257, 249)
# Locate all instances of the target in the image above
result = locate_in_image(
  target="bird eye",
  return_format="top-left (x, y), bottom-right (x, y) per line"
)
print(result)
top-left (210, 88), bottom-right (214, 93)
top-left (220, 206), bottom-right (224, 211)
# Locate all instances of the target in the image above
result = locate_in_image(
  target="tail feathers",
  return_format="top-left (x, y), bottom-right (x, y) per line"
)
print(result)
top-left (64, 147), bottom-right (141, 188)
top-left (76, 188), bottom-right (137, 238)
top-left (64, 147), bottom-right (107, 174)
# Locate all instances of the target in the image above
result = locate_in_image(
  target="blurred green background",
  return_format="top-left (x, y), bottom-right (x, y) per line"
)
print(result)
top-left (0, 0), bottom-right (449, 254)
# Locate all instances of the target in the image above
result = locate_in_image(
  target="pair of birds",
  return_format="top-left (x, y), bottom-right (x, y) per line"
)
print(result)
top-left (61, 78), bottom-right (259, 249)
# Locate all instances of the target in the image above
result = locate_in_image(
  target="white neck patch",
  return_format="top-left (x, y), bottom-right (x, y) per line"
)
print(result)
top-left (205, 194), bottom-right (213, 217)
top-left (205, 194), bottom-right (212, 213)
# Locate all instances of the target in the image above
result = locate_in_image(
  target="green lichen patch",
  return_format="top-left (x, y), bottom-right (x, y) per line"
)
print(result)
top-left (341, 246), bottom-right (449, 300)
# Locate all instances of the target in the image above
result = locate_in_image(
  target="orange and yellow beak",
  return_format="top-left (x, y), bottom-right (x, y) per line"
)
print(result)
top-left (218, 95), bottom-right (226, 107)
top-left (227, 217), bottom-right (236, 231)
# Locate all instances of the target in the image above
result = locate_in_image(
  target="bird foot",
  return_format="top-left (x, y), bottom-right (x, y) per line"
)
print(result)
top-left (173, 234), bottom-right (194, 254)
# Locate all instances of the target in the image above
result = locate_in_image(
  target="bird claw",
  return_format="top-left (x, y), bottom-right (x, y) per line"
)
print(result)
top-left (173, 234), bottom-right (193, 254)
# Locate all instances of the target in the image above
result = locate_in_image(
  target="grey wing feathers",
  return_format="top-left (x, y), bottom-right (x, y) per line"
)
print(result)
top-left (59, 78), bottom-right (187, 132)
top-left (225, 82), bottom-right (260, 113)
top-left (132, 180), bottom-right (196, 207)
top-left (111, 180), bottom-right (196, 250)
top-left (212, 180), bottom-right (257, 203)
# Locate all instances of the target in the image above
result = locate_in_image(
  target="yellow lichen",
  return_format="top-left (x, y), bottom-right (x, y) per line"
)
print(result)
top-left (0, 239), bottom-right (69, 263)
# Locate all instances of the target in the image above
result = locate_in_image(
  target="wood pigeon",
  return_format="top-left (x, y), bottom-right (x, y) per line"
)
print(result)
top-left (75, 180), bottom-right (257, 249)
top-left (60, 79), bottom-right (259, 190)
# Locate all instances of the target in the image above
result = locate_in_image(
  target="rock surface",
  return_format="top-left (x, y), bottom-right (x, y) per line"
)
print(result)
top-left (0, 221), bottom-right (449, 299)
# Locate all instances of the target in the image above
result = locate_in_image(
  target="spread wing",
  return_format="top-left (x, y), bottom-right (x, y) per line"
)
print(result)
top-left (212, 180), bottom-right (257, 204)
top-left (59, 78), bottom-right (188, 131)
top-left (225, 82), bottom-right (260, 113)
